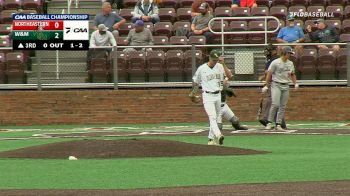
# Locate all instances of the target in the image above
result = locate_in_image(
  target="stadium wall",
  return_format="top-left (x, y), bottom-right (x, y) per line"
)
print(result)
top-left (0, 87), bottom-right (349, 125)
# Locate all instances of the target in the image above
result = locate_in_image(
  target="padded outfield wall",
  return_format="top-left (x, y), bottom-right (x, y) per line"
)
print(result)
top-left (0, 87), bottom-right (349, 125)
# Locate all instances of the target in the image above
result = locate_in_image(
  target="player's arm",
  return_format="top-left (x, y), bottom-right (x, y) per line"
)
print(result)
top-left (190, 67), bottom-right (201, 97)
top-left (219, 56), bottom-right (233, 80)
top-left (89, 31), bottom-right (97, 47)
top-left (265, 70), bottom-right (272, 86)
top-left (290, 65), bottom-right (299, 88)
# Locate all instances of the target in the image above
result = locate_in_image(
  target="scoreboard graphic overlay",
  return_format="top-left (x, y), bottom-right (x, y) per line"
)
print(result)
top-left (12, 14), bottom-right (89, 50)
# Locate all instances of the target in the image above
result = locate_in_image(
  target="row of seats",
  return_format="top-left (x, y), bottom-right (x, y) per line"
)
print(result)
top-left (0, 0), bottom-right (43, 9)
top-left (291, 48), bottom-right (347, 79)
top-left (89, 50), bottom-right (204, 82)
top-left (0, 52), bottom-right (27, 83)
top-left (122, 0), bottom-right (350, 9)
top-left (118, 5), bottom-right (350, 24)
top-left (0, 9), bottom-right (38, 23)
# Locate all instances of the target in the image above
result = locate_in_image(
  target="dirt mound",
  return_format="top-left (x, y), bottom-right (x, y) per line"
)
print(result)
top-left (0, 139), bottom-right (268, 159)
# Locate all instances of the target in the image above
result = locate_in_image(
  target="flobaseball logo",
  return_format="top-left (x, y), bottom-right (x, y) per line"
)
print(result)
top-left (63, 21), bottom-right (89, 41)
top-left (289, 12), bottom-right (334, 18)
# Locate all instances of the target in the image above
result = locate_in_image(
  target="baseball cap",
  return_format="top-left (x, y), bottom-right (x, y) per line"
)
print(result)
top-left (199, 2), bottom-right (209, 10)
top-left (281, 46), bottom-right (295, 55)
top-left (314, 19), bottom-right (325, 24)
top-left (286, 14), bottom-right (295, 21)
top-left (134, 20), bottom-right (144, 27)
top-left (98, 24), bottom-right (108, 31)
top-left (209, 50), bottom-right (221, 61)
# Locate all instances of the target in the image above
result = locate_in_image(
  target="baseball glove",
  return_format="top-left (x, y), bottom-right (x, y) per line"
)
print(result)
top-left (189, 93), bottom-right (201, 103)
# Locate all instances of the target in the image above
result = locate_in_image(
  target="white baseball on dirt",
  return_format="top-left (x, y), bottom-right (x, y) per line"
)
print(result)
top-left (68, 156), bottom-right (78, 160)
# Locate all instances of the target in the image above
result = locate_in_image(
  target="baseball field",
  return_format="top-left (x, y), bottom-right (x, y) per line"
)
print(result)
top-left (1, 121), bottom-right (350, 195)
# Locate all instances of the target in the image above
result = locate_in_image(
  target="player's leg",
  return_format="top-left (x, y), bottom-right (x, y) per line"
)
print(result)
top-left (222, 104), bottom-right (248, 130)
top-left (267, 83), bottom-right (281, 129)
top-left (260, 88), bottom-right (271, 126)
top-left (203, 95), bottom-right (222, 144)
top-left (276, 88), bottom-right (289, 131)
top-left (214, 97), bottom-right (224, 145)
top-left (217, 103), bottom-right (224, 131)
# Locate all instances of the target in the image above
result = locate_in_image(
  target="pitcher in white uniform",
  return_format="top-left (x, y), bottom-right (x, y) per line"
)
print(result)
top-left (189, 50), bottom-right (233, 145)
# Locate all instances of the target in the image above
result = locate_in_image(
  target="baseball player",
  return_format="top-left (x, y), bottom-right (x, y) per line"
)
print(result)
top-left (262, 46), bottom-right (299, 131)
top-left (189, 50), bottom-right (233, 145)
top-left (259, 44), bottom-right (287, 129)
top-left (217, 81), bottom-right (248, 132)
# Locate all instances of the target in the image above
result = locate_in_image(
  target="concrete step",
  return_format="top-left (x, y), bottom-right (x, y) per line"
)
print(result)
top-left (27, 77), bottom-right (87, 84)
top-left (35, 50), bottom-right (87, 58)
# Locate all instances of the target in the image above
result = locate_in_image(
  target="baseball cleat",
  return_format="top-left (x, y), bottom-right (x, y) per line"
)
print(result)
top-left (265, 123), bottom-right (272, 130)
top-left (237, 125), bottom-right (249, 130)
top-left (259, 119), bottom-right (268, 126)
top-left (218, 135), bottom-right (225, 145)
top-left (275, 125), bottom-right (286, 131)
top-left (208, 139), bottom-right (218, 146)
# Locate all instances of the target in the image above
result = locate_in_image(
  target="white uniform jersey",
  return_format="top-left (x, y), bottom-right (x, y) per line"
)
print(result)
top-left (193, 63), bottom-right (225, 92)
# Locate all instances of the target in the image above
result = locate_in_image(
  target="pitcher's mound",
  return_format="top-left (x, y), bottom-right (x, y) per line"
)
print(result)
top-left (0, 139), bottom-right (268, 159)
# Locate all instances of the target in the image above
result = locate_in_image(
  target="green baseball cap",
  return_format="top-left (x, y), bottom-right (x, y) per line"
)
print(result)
top-left (286, 14), bottom-right (295, 21)
top-left (209, 50), bottom-right (221, 61)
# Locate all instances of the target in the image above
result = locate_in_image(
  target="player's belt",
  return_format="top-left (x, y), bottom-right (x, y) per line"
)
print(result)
top-left (273, 81), bottom-right (288, 85)
top-left (204, 91), bottom-right (220, 94)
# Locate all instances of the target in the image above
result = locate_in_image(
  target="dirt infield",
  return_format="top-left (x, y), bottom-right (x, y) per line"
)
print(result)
top-left (0, 139), bottom-right (268, 159)
top-left (1, 181), bottom-right (350, 196)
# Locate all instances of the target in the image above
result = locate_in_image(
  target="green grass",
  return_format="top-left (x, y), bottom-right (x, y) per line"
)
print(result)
top-left (1, 134), bottom-right (350, 189)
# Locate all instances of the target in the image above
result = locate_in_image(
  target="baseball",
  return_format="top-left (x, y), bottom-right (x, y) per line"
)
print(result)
top-left (68, 156), bottom-right (78, 161)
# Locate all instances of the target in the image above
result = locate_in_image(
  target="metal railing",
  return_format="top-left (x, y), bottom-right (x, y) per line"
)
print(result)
top-left (208, 16), bottom-right (281, 52)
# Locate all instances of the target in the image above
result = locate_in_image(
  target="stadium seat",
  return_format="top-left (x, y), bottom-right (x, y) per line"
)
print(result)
top-left (165, 50), bottom-right (184, 82)
top-left (340, 33), bottom-right (350, 42)
top-left (327, 0), bottom-right (346, 5)
top-left (228, 21), bottom-right (247, 44)
top-left (184, 50), bottom-right (203, 81)
top-left (153, 36), bottom-right (169, 45)
top-left (317, 48), bottom-right (336, 78)
top-left (231, 7), bottom-right (250, 17)
top-left (325, 6), bottom-right (343, 20)
top-left (272, 0), bottom-right (289, 6)
top-left (144, 22), bottom-right (154, 33)
top-left (206, 0), bottom-right (216, 9)
top-left (251, 6), bottom-right (269, 16)
top-left (116, 37), bottom-right (128, 46)
top-left (288, 6), bottom-right (307, 21)
top-left (0, 53), bottom-right (5, 84)
top-left (119, 9), bottom-right (134, 21)
top-left (169, 36), bottom-right (188, 45)
top-left (158, 8), bottom-right (176, 23)
top-left (270, 6), bottom-right (288, 20)
top-left (307, 6), bottom-right (325, 19)
top-left (146, 50), bottom-right (165, 82)
top-left (161, 0), bottom-right (178, 8)
top-left (248, 20), bottom-right (266, 44)
top-left (154, 22), bottom-right (173, 37)
top-left (210, 21), bottom-right (229, 43)
top-left (304, 20), bottom-right (318, 32)
top-left (127, 51), bottom-right (146, 82)
top-left (345, 6), bottom-right (350, 19)
top-left (342, 19), bottom-right (350, 33)
top-left (21, 9), bottom-right (37, 14)
top-left (22, 0), bottom-right (42, 11)
top-left (291, 0), bottom-right (309, 6)
top-left (179, 0), bottom-right (193, 7)
top-left (0, 37), bottom-right (10, 47)
top-left (298, 49), bottom-right (318, 79)
top-left (116, 51), bottom-right (128, 82)
top-left (88, 58), bottom-right (110, 83)
top-left (309, 0), bottom-right (326, 5)
top-left (214, 7), bottom-right (232, 17)
top-left (3, 0), bottom-right (21, 9)
top-left (176, 8), bottom-right (192, 21)
top-left (324, 19), bottom-right (341, 31)
top-left (267, 20), bottom-right (282, 43)
top-left (216, 0), bottom-right (233, 7)
top-left (5, 52), bottom-right (25, 84)
top-left (336, 48), bottom-right (347, 79)
top-left (0, 24), bottom-right (12, 35)
top-left (255, 0), bottom-right (270, 6)
top-left (123, 0), bottom-right (138, 8)
top-left (173, 21), bottom-right (191, 35)
top-left (188, 35), bottom-right (206, 45)
top-left (0, 10), bottom-right (18, 23)
top-left (119, 23), bottom-right (133, 36)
